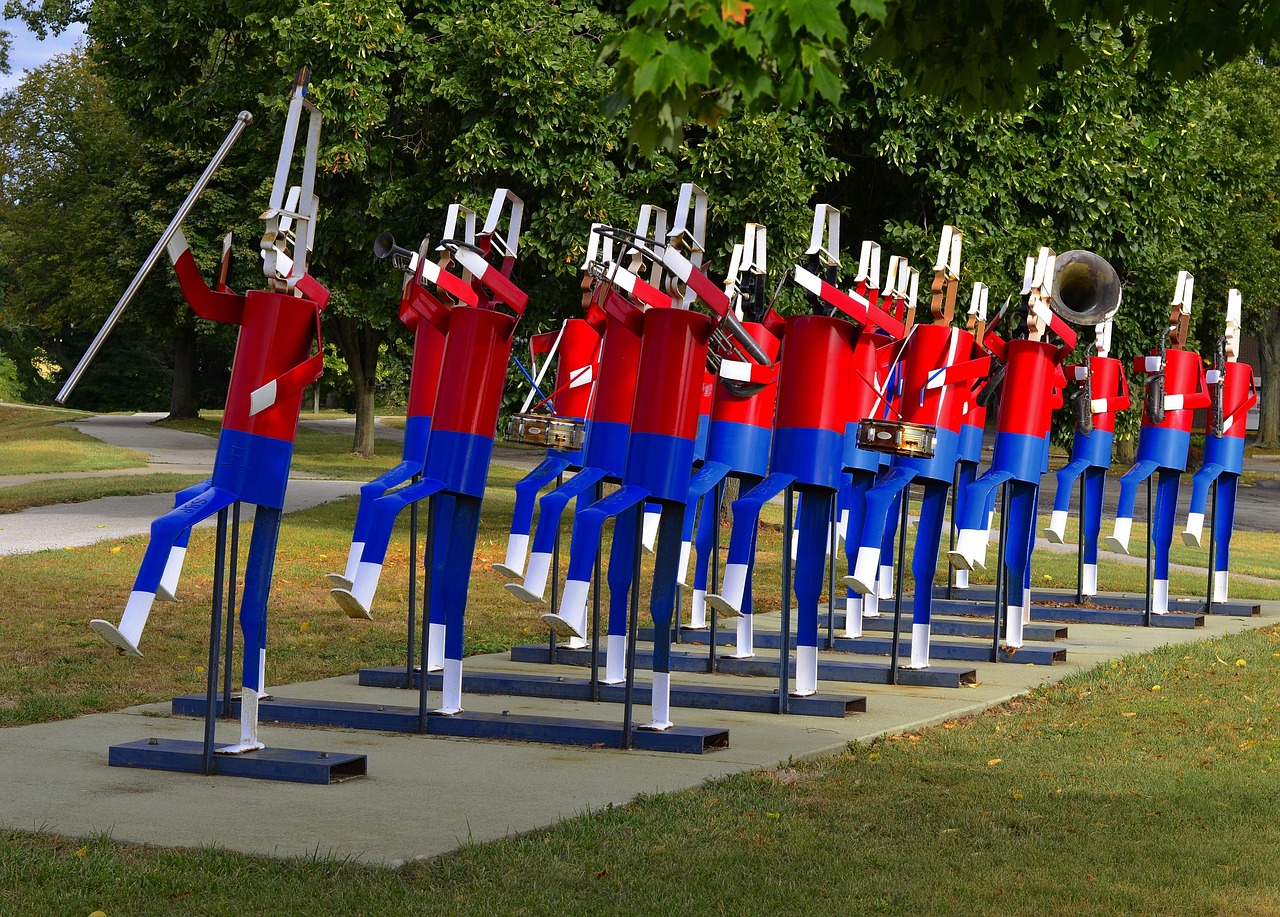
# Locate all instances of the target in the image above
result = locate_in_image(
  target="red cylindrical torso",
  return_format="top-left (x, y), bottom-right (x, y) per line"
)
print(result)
top-left (590, 312), bottom-right (644, 425)
top-left (406, 319), bottom-right (448, 420)
top-left (1141, 347), bottom-right (1202, 432)
top-left (845, 331), bottom-right (891, 426)
top-left (223, 289), bottom-right (319, 441)
top-left (711, 322), bottom-right (783, 427)
top-left (897, 323), bottom-right (975, 434)
top-left (430, 307), bottom-right (517, 437)
top-left (628, 308), bottom-right (714, 441)
top-left (551, 317), bottom-right (600, 420)
top-left (995, 339), bottom-right (1059, 437)
top-left (1213, 361), bottom-right (1254, 440)
top-left (775, 315), bottom-right (858, 434)
top-left (1084, 354), bottom-right (1124, 434)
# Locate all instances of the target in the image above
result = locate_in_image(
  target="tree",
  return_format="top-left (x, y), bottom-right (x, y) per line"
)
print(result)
top-left (1184, 55), bottom-right (1280, 448)
top-left (610, 0), bottom-right (1280, 151)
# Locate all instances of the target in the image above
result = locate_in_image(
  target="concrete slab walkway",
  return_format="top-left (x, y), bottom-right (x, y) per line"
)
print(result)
top-left (0, 606), bottom-right (1269, 865)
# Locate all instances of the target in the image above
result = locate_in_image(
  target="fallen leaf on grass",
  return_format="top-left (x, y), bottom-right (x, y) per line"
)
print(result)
top-left (987, 758), bottom-right (1002, 766)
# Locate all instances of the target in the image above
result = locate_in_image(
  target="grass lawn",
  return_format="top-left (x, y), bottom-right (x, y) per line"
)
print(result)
top-left (0, 406), bottom-right (147, 475)
top-left (5, 412), bottom-right (1280, 914)
top-left (3, 625), bottom-right (1278, 915)
top-left (0, 474), bottom-right (209, 515)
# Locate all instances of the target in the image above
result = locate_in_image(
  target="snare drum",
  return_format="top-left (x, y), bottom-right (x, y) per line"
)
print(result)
top-left (858, 419), bottom-right (937, 459)
top-left (505, 413), bottom-right (587, 450)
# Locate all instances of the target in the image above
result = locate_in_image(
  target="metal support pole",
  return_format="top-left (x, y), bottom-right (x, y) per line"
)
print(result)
top-left (779, 487), bottom-right (794, 714)
top-left (947, 463), bottom-right (961, 600)
top-left (549, 471), bottom-right (564, 665)
top-left (418, 496), bottom-right (435, 734)
top-left (826, 491), bottom-right (837, 651)
top-left (708, 479), bottom-right (722, 674)
top-left (1152, 473), bottom-right (1162, 630)
top-left (1205, 482), bottom-right (1218, 615)
top-left (621, 509), bottom-right (645, 750)
top-left (992, 481), bottom-right (1009, 663)
top-left (889, 484), bottom-right (909, 685)
top-left (590, 480), bottom-right (604, 701)
top-left (406, 476), bottom-right (418, 688)
top-left (1075, 470), bottom-right (1086, 604)
top-left (221, 502), bottom-right (240, 716)
top-left (203, 507), bottom-right (230, 776)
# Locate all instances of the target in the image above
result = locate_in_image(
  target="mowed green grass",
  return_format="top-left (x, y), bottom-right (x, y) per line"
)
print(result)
top-left (3, 625), bottom-right (1278, 916)
top-left (0, 406), bottom-right (147, 475)
top-left (0, 473), bottom-right (209, 515)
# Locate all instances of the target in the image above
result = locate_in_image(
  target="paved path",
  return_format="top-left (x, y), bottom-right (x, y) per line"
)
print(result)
top-left (0, 414), bottom-right (360, 557)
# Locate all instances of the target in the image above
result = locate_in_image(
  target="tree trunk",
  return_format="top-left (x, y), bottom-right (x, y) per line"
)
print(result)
top-left (166, 316), bottom-right (199, 420)
top-left (1256, 305), bottom-right (1280, 448)
top-left (331, 313), bottom-right (383, 457)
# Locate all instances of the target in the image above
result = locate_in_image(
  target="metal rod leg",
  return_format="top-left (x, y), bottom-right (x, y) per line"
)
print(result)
top-left (779, 488), bottom-right (793, 714)
top-left (992, 481), bottom-right (1009, 663)
top-left (406, 477), bottom-right (418, 688)
top-left (826, 491), bottom-right (836, 650)
top-left (1205, 483), bottom-right (1217, 615)
top-left (889, 484), bottom-right (908, 684)
top-left (621, 509), bottom-right (644, 750)
top-left (203, 507), bottom-right (230, 775)
top-left (1144, 475), bottom-right (1154, 627)
top-left (590, 480), bottom-right (603, 700)
top-left (1075, 469), bottom-right (1085, 604)
top-left (418, 496), bottom-right (435, 734)
top-left (221, 502), bottom-right (240, 716)
top-left (708, 479), bottom-right (721, 674)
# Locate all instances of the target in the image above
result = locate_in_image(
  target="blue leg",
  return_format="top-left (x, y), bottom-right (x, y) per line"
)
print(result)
top-left (949, 469), bottom-right (1015, 572)
top-left (680, 462), bottom-right (731, 586)
top-left (331, 459), bottom-right (426, 588)
top-left (1044, 457), bottom-right (1089, 544)
top-left (792, 488), bottom-right (832, 695)
top-left (1080, 466), bottom-right (1106, 593)
top-left (90, 485), bottom-right (238, 657)
top-left (505, 466), bottom-right (609, 603)
top-left (422, 491), bottom-right (451, 671)
top-left (645, 503), bottom-right (686, 728)
top-left (705, 471), bottom-right (796, 617)
top-left (840, 470), bottom-right (875, 633)
top-left (1105, 459), bottom-right (1160, 554)
top-left (847, 467), bottom-right (916, 594)
top-left (493, 455), bottom-right (571, 578)
top-left (1151, 469), bottom-right (1180, 612)
top-left (1182, 462), bottom-right (1225, 548)
top-left (437, 492), bottom-right (482, 713)
top-left (907, 479), bottom-right (950, 667)
top-left (542, 484), bottom-right (650, 642)
top-left (603, 502), bottom-right (642, 681)
top-left (1212, 474), bottom-right (1239, 600)
top-left (155, 479), bottom-right (214, 601)
top-left (1002, 482), bottom-right (1038, 647)
top-left (331, 475), bottom-right (447, 619)
top-left (223, 504), bottom-right (284, 752)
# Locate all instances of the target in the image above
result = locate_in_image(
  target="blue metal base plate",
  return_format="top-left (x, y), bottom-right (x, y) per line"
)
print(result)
top-left (829, 613), bottom-right (1068, 642)
top-left (927, 596), bottom-right (1205, 628)
top-left (657, 627), bottom-right (1065, 666)
top-left (108, 738), bottom-right (367, 784)
top-left (943, 585), bottom-right (1254, 617)
top-left (356, 667), bottom-right (866, 718)
top-left (172, 695), bottom-right (728, 754)
top-left (509, 645), bottom-right (977, 688)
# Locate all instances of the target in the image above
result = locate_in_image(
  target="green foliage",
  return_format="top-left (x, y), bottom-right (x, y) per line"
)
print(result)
top-left (613, 1), bottom-right (1280, 153)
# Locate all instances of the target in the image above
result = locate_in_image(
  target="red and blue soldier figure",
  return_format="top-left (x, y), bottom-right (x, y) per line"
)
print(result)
top-left (1104, 271), bottom-right (1210, 614)
top-left (948, 248), bottom-right (1078, 648)
top-left (1042, 305), bottom-right (1129, 597)
top-left (844, 228), bottom-right (996, 667)
top-left (330, 190), bottom-right (528, 715)
top-left (325, 210), bottom-right (470, 672)
top-left (950, 282), bottom-right (996, 592)
top-left (836, 244), bottom-right (911, 637)
top-left (1182, 289), bottom-right (1257, 602)
top-left (543, 197), bottom-right (767, 725)
top-left (91, 73), bottom-right (327, 752)
top-left (502, 211), bottom-right (668, 684)
top-left (705, 209), bottom-right (891, 693)
top-left (680, 224), bottom-right (784, 633)
top-left (491, 315), bottom-right (600, 579)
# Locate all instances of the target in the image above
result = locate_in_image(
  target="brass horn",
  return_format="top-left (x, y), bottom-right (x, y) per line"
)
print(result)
top-left (372, 231), bottom-right (418, 273)
top-left (1050, 250), bottom-right (1121, 325)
